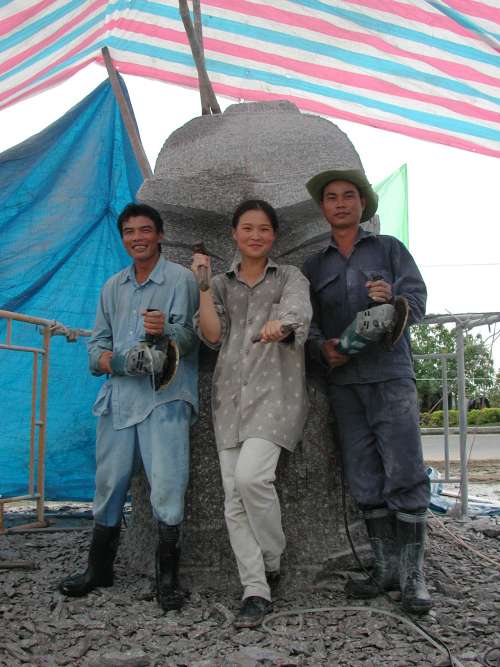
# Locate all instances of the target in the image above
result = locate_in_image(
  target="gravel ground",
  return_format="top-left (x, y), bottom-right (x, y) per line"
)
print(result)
top-left (1, 510), bottom-right (499, 667)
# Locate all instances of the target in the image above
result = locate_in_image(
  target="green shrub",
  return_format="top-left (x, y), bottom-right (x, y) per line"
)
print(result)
top-left (476, 407), bottom-right (500, 425)
top-left (426, 410), bottom-right (459, 427)
top-left (429, 410), bottom-right (443, 427)
top-left (420, 412), bottom-right (431, 427)
top-left (468, 409), bottom-right (480, 425)
top-left (420, 407), bottom-right (500, 427)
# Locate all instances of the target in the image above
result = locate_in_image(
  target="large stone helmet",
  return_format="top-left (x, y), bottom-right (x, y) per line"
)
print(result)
top-left (138, 100), bottom-right (372, 272)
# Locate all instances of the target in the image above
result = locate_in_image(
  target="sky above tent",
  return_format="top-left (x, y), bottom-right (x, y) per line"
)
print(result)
top-left (1, 0), bottom-right (499, 158)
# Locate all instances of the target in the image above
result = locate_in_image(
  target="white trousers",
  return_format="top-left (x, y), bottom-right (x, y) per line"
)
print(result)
top-left (219, 437), bottom-right (286, 601)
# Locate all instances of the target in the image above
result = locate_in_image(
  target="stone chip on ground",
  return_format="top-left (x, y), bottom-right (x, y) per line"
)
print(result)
top-left (237, 645), bottom-right (302, 665)
top-left (91, 649), bottom-right (150, 666)
top-left (231, 630), bottom-right (267, 646)
top-left (210, 602), bottom-right (236, 624)
top-left (1, 506), bottom-right (499, 667)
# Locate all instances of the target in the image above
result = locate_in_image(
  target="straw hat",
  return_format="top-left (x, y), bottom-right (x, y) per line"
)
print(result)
top-left (306, 169), bottom-right (378, 222)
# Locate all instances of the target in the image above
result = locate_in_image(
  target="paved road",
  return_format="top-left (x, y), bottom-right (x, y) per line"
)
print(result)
top-left (422, 433), bottom-right (500, 461)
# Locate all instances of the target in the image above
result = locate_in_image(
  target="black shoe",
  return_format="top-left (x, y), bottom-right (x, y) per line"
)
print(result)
top-left (156, 523), bottom-right (185, 612)
top-left (346, 509), bottom-right (400, 599)
top-left (58, 523), bottom-right (120, 598)
top-left (233, 596), bottom-right (272, 629)
top-left (397, 511), bottom-right (433, 615)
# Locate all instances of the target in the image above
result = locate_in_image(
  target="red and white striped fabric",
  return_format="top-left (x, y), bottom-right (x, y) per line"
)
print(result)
top-left (1, 0), bottom-right (499, 157)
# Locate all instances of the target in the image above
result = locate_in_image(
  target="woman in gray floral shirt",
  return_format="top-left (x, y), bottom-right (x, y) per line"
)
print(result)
top-left (192, 200), bottom-right (312, 628)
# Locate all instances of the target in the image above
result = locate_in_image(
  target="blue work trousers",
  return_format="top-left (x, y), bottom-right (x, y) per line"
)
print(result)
top-left (329, 378), bottom-right (430, 511)
top-left (93, 400), bottom-right (191, 527)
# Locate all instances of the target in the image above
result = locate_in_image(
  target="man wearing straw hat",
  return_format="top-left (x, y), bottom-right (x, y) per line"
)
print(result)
top-left (303, 169), bottom-right (432, 615)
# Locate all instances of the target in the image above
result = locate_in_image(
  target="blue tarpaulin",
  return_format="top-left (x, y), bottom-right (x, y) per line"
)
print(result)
top-left (0, 78), bottom-right (143, 501)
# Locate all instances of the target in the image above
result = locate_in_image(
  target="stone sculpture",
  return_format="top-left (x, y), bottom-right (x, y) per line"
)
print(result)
top-left (121, 101), bottom-right (374, 591)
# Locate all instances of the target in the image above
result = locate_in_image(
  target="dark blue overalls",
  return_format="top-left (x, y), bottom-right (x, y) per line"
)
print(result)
top-left (303, 229), bottom-right (430, 512)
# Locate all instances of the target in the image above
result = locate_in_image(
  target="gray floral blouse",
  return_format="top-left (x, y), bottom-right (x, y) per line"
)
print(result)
top-left (195, 259), bottom-right (312, 452)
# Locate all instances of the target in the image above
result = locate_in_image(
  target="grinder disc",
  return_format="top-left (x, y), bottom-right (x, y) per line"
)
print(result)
top-left (383, 295), bottom-right (410, 349)
top-left (156, 339), bottom-right (179, 390)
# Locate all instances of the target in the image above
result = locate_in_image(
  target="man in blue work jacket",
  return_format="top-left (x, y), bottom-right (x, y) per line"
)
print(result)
top-left (303, 169), bottom-right (432, 615)
top-left (58, 203), bottom-right (199, 611)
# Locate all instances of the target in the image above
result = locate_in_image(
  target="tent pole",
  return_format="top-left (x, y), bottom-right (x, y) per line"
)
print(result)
top-left (101, 47), bottom-right (153, 180)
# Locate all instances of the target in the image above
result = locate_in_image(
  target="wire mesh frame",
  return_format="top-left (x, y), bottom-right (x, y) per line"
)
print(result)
top-left (0, 310), bottom-right (52, 533)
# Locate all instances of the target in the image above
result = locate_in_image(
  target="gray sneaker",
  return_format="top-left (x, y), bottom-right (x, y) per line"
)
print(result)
top-left (233, 596), bottom-right (272, 629)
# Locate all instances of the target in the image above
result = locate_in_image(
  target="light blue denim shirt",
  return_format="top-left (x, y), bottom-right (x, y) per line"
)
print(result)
top-left (88, 256), bottom-right (199, 429)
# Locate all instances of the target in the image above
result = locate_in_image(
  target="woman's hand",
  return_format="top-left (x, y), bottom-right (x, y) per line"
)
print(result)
top-left (259, 320), bottom-right (288, 343)
top-left (191, 253), bottom-right (212, 291)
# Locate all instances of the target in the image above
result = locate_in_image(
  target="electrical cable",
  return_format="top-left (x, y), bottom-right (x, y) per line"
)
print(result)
top-left (262, 606), bottom-right (466, 667)
top-left (143, 342), bottom-right (157, 408)
top-left (335, 443), bottom-right (460, 667)
top-left (262, 417), bottom-right (465, 667)
top-left (483, 646), bottom-right (500, 667)
top-left (428, 512), bottom-right (500, 569)
top-left (118, 342), bottom-right (158, 533)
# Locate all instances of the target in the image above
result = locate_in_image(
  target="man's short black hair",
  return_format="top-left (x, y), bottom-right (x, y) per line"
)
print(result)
top-left (231, 199), bottom-right (279, 232)
top-left (117, 203), bottom-right (164, 236)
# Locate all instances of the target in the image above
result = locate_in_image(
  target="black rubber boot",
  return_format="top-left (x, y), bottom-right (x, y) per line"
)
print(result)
top-left (346, 508), bottom-right (400, 599)
top-left (397, 511), bottom-right (433, 615)
top-left (58, 523), bottom-right (121, 597)
top-left (156, 523), bottom-right (184, 612)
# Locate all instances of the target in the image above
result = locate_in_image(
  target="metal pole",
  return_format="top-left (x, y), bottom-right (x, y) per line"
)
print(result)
top-left (0, 309), bottom-right (69, 327)
top-left (0, 310), bottom-right (91, 533)
top-left (28, 352), bottom-right (39, 496)
top-left (101, 46), bottom-right (153, 180)
top-left (441, 356), bottom-right (450, 479)
top-left (36, 326), bottom-right (51, 526)
top-left (455, 326), bottom-right (469, 518)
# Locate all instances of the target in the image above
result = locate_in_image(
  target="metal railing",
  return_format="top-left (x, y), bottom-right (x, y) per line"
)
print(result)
top-left (0, 310), bottom-right (91, 533)
top-left (415, 340), bottom-right (470, 517)
top-left (413, 313), bottom-right (500, 518)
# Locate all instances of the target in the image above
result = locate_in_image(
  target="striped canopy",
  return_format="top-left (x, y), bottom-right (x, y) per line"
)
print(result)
top-left (1, 0), bottom-right (499, 157)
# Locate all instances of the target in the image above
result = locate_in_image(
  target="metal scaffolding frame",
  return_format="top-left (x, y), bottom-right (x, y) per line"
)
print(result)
top-left (0, 310), bottom-right (91, 534)
top-left (1, 309), bottom-right (498, 527)
top-left (418, 311), bottom-right (500, 518)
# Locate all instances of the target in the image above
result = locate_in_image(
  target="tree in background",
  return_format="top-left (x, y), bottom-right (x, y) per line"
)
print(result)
top-left (410, 324), bottom-right (495, 411)
top-left (488, 371), bottom-right (500, 407)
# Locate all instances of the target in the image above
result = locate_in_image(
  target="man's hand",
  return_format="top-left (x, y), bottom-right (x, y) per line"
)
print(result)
top-left (366, 279), bottom-right (392, 303)
top-left (259, 320), bottom-right (288, 343)
top-left (98, 350), bottom-right (113, 373)
top-left (142, 309), bottom-right (165, 336)
top-left (322, 339), bottom-right (350, 368)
